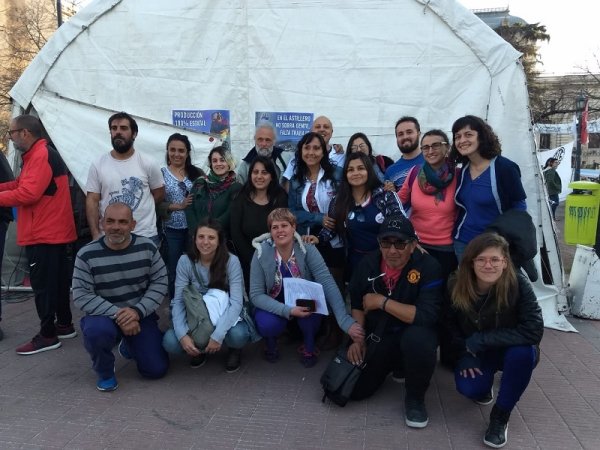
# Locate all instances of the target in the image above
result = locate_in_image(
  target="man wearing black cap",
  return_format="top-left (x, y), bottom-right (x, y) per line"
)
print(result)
top-left (347, 214), bottom-right (443, 428)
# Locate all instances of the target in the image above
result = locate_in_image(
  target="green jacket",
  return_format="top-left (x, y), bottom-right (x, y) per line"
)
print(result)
top-left (185, 178), bottom-right (241, 236)
top-left (543, 168), bottom-right (562, 196)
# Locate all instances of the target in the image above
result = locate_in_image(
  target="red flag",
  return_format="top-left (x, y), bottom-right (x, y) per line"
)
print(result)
top-left (581, 98), bottom-right (589, 145)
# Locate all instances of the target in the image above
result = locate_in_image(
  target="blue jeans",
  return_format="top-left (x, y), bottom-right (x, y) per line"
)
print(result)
top-left (80, 313), bottom-right (169, 380)
top-left (164, 227), bottom-right (189, 298)
top-left (454, 345), bottom-right (537, 412)
top-left (162, 320), bottom-right (250, 354)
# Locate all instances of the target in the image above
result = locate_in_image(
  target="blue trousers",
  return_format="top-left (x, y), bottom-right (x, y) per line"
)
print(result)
top-left (164, 227), bottom-right (189, 298)
top-left (162, 320), bottom-right (250, 354)
top-left (454, 345), bottom-right (537, 412)
top-left (80, 313), bottom-right (169, 380)
top-left (254, 308), bottom-right (322, 353)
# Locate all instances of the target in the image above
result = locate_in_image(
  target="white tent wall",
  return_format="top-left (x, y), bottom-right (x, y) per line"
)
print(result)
top-left (8, 0), bottom-right (571, 330)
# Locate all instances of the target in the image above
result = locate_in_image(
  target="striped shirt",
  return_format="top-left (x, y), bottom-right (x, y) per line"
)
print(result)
top-left (72, 234), bottom-right (167, 318)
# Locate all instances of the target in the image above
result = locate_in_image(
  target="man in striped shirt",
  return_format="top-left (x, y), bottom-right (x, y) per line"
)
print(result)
top-left (73, 202), bottom-right (169, 391)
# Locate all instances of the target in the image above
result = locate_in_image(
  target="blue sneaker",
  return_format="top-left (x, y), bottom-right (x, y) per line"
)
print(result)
top-left (118, 339), bottom-right (132, 360)
top-left (96, 376), bottom-right (118, 392)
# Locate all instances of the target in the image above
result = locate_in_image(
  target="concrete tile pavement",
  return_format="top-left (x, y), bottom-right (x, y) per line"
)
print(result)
top-left (0, 294), bottom-right (599, 450)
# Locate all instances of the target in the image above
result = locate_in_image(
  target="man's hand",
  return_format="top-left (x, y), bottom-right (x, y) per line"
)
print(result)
top-left (363, 293), bottom-right (386, 312)
top-left (115, 307), bottom-right (139, 327)
top-left (120, 320), bottom-right (141, 336)
top-left (347, 341), bottom-right (366, 365)
top-left (459, 367), bottom-right (483, 379)
top-left (180, 335), bottom-right (201, 356)
top-left (204, 338), bottom-right (221, 354)
top-left (347, 322), bottom-right (365, 342)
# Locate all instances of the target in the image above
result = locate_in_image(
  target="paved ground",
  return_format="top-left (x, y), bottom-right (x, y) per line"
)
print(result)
top-left (1, 202), bottom-right (599, 449)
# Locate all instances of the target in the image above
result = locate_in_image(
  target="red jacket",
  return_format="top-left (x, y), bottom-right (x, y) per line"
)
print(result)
top-left (0, 139), bottom-right (76, 245)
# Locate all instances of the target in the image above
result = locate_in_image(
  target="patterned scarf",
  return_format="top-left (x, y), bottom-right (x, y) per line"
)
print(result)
top-left (205, 170), bottom-right (236, 202)
top-left (270, 249), bottom-right (302, 299)
top-left (416, 162), bottom-right (454, 204)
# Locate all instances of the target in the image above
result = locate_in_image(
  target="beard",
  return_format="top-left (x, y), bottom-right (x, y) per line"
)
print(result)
top-left (398, 139), bottom-right (419, 154)
top-left (256, 146), bottom-right (273, 157)
top-left (112, 135), bottom-right (134, 154)
top-left (106, 232), bottom-right (128, 245)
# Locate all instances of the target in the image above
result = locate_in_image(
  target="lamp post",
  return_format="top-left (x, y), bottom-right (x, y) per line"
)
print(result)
top-left (574, 93), bottom-right (586, 181)
top-left (57, 0), bottom-right (63, 27)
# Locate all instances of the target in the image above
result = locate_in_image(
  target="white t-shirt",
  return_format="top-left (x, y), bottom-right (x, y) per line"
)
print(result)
top-left (86, 150), bottom-right (164, 237)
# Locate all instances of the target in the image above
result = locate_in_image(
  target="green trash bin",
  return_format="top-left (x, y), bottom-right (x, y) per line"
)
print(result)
top-left (564, 181), bottom-right (600, 246)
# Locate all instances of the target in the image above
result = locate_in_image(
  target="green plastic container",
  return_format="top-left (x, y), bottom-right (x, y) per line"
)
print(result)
top-left (564, 181), bottom-right (600, 245)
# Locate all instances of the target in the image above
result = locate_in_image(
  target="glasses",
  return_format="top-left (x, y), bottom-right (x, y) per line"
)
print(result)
top-left (378, 239), bottom-right (410, 250)
top-left (350, 143), bottom-right (368, 152)
top-left (420, 142), bottom-right (447, 153)
top-left (473, 257), bottom-right (505, 268)
top-left (5, 128), bottom-right (24, 139)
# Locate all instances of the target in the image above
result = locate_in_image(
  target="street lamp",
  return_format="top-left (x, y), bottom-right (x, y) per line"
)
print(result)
top-left (574, 93), bottom-right (586, 181)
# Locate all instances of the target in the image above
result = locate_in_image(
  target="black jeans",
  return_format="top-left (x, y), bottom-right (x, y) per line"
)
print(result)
top-left (25, 243), bottom-right (72, 338)
top-left (351, 325), bottom-right (438, 402)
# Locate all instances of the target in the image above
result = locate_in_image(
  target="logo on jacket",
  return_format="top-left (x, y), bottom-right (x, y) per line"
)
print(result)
top-left (407, 269), bottom-right (420, 284)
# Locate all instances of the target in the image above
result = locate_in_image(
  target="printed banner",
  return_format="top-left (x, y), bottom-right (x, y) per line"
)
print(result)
top-left (172, 109), bottom-right (231, 149)
top-left (255, 111), bottom-right (314, 154)
top-left (537, 141), bottom-right (574, 201)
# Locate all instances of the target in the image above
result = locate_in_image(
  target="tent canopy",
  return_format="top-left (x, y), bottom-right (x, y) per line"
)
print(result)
top-left (9, 0), bottom-right (572, 330)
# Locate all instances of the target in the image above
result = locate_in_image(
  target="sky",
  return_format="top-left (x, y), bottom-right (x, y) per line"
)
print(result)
top-left (459, 0), bottom-right (598, 75)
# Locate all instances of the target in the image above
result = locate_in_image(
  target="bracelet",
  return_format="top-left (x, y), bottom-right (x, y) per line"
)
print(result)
top-left (382, 297), bottom-right (390, 311)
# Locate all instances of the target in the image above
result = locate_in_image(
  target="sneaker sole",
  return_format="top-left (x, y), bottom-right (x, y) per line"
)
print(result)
top-left (16, 341), bottom-right (62, 355)
top-left (96, 383), bottom-right (119, 392)
top-left (225, 365), bottom-right (241, 374)
top-left (405, 417), bottom-right (429, 428)
top-left (483, 425), bottom-right (508, 448)
top-left (57, 331), bottom-right (78, 340)
top-left (475, 387), bottom-right (494, 406)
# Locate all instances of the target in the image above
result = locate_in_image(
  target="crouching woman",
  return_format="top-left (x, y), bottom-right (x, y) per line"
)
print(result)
top-left (448, 232), bottom-right (543, 448)
top-left (249, 208), bottom-right (364, 367)
top-left (162, 219), bottom-right (250, 373)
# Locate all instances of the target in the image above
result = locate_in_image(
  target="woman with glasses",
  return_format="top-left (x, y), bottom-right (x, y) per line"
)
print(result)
top-left (230, 156), bottom-right (287, 290)
top-left (250, 208), bottom-right (364, 367)
top-left (346, 132), bottom-right (393, 182)
top-left (449, 116), bottom-right (527, 261)
top-left (186, 146), bottom-right (241, 238)
top-left (447, 232), bottom-right (542, 448)
top-left (160, 133), bottom-right (205, 297)
top-left (320, 152), bottom-right (404, 278)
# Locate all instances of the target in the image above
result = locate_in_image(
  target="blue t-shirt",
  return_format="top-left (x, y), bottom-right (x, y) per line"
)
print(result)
top-left (384, 153), bottom-right (425, 189)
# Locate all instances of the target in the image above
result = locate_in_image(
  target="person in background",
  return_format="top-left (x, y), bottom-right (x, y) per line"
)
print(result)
top-left (86, 111), bottom-right (164, 246)
top-left (345, 132), bottom-right (393, 182)
top-left (231, 156), bottom-right (287, 289)
top-left (162, 219), bottom-right (250, 373)
top-left (542, 157), bottom-right (562, 220)
top-left (384, 116), bottom-right (425, 191)
top-left (250, 208), bottom-right (364, 367)
top-left (73, 203), bottom-right (169, 392)
top-left (160, 133), bottom-right (205, 298)
top-left (236, 123), bottom-right (286, 184)
top-left (0, 150), bottom-right (14, 341)
top-left (449, 115), bottom-right (527, 261)
top-left (185, 146), bottom-right (241, 237)
top-left (1, 115), bottom-right (77, 354)
top-left (447, 233), bottom-right (543, 448)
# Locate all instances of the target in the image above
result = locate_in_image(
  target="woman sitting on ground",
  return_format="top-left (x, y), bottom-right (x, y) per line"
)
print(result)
top-left (162, 219), bottom-right (250, 373)
top-left (448, 232), bottom-right (543, 448)
top-left (249, 208), bottom-right (364, 367)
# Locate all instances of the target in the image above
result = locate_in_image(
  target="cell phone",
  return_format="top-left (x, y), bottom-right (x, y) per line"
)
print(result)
top-left (296, 299), bottom-right (316, 312)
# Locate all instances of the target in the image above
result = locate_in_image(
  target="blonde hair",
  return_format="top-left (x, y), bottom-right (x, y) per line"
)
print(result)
top-left (452, 233), bottom-right (517, 312)
top-left (267, 208), bottom-right (297, 228)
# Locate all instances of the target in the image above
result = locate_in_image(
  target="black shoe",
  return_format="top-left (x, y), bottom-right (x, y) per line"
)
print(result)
top-left (190, 353), bottom-right (207, 369)
top-left (475, 386), bottom-right (494, 405)
top-left (484, 404), bottom-right (510, 448)
top-left (391, 368), bottom-right (405, 384)
top-left (405, 397), bottom-right (429, 428)
top-left (225, 349), bottom-right (241, 373)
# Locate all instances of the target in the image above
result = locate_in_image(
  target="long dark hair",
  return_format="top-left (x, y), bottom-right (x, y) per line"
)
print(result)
top-left (449, 115), bottom-right (502, 165)
top-left (292, 132), bottom-right (335, 183)
top-left (238, 156), bottom-right (285, 206)
top-left (332, 152), bottom-right (382, 239)
top-left (187, 219), bottom-right (229, 291)
top-left (165, 133), bottom-right (204, 181)
top-left (345, 132), bottom-right (374, 158)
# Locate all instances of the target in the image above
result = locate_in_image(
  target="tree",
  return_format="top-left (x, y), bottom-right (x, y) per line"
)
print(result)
top-left (0, 0), bottom-right (81, 151)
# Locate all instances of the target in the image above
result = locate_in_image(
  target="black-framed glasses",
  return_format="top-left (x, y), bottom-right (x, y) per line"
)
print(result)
top-left (5, 128), bottom-right (23, 139)
top-left (420, 142), bottom-right (447, 153)
top-left (378, 239), bottom-right (410, 250)
top-left (178, 181), bottom-right (189, 196)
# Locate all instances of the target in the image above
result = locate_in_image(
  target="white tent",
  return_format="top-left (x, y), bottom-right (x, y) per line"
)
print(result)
top-left (8, 0), bottom-right (573, 330)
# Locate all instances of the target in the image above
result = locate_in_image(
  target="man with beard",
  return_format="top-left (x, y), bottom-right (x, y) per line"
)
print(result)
top-left (73, 202), bottom-right (169, 391)
top-left (384, 117), bottom-right (425, 190)
top-left (236, 123), bottom-right (286, 183)
top-left (0, 115), bottom-right (77, 354)
top-left (86, 112), bottom-right (164, 245)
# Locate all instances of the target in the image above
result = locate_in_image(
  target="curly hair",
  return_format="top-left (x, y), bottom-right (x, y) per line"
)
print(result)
top-left (448, 115), bottom-right (502, 165)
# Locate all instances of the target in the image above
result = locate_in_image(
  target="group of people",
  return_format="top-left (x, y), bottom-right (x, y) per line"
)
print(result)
top-left (0, 111), bottom-right (545, 449)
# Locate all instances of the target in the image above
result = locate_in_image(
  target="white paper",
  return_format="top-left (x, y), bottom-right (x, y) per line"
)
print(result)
top-left (283, 278), bottom-right (329, 315)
